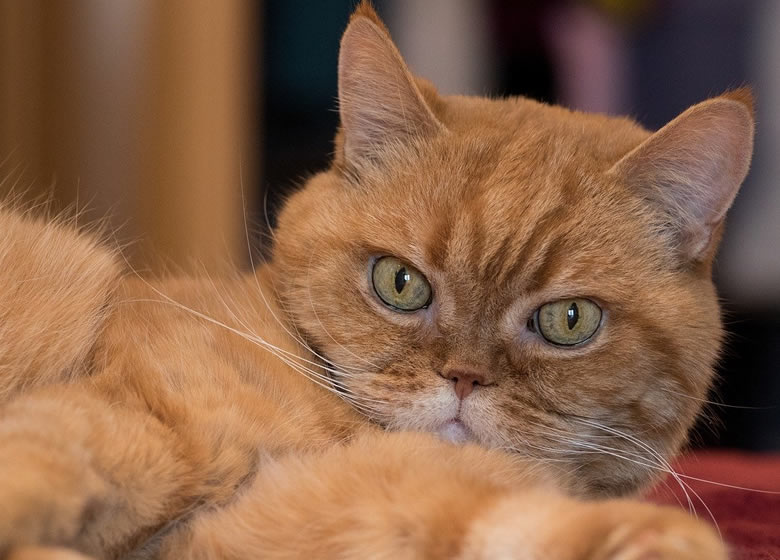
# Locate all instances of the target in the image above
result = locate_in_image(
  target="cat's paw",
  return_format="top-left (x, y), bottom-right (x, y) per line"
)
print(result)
top-left (0, 450), bottom-right (106, 549)
top-left (585, 502), bottom-right (727, 560)
top-left (459, 493), bottom-right (727, 560)
top-left (7, 547), bottom-right (94, 560)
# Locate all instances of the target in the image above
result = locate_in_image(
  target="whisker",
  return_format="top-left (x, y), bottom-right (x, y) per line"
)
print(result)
top-left (572, 418), bottom-right (721, 535)
top-left (671, 473), bottom-right (780, 495)
top-left (303, 243), bottom-right (383, 373)
top-left (233, 180), bottom-right (373, 379)
top-left (505, 422), bottom-right (695, 512)
top-left (262, 185), bottom-right (278, 245)
top-left (658, 387), bottom-right (775, 410)
top-left (117, 259), bottom-right (384, 414)
top-left (509, 419), bottom-right (698, 515)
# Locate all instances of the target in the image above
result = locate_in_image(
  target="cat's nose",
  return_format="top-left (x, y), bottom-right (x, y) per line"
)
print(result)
top-left (442, 369), bottom-right (489, 400)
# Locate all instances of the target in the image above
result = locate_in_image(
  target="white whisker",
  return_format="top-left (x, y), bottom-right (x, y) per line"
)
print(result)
top-left (303, 244), bottom-right (383, 372)
top-left (573, 418), bottom-right (721, 537)
top-left (117, 258), bottom-right (383, 415)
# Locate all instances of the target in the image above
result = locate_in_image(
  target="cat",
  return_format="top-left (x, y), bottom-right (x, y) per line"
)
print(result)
top-left (0, 2), bottom-right (754, 559)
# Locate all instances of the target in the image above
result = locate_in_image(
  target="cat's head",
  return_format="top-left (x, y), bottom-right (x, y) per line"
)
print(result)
top-left (270, 3), bottom-right (754, 496)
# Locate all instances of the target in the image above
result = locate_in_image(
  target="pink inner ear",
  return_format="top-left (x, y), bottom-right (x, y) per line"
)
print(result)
top-left (337, 17), bottom-right (442, 165)
top-left (611, 96), bottom-right (754, 260)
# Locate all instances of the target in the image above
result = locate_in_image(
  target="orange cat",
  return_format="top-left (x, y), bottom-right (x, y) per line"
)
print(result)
top-left (0, 3), bottom-right (754, 559)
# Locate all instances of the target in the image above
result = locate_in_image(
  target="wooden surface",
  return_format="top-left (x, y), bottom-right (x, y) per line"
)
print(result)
top-left (0, 1), bottom-right (258, 272)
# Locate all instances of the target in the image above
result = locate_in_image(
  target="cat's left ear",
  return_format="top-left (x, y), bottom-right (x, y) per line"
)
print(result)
top-left (610, 89), bottom-right (755, 262)
top-left (337, 3), bottom-right (444, 168)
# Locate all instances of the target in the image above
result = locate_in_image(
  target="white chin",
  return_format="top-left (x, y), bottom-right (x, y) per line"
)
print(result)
top-left (437, 420), bottom-right (473, 444)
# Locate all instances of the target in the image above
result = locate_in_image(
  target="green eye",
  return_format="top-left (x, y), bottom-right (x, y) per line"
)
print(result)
top-left (532, 298), bottom-right (602, 346)
top-left (372, 256), bottom-right (431, 311)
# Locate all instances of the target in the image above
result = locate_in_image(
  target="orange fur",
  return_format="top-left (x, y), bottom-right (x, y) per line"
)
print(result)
top-left (0, 2), bottom-right (752, 558)
top-left (0, 205), bottom-right (119, 404)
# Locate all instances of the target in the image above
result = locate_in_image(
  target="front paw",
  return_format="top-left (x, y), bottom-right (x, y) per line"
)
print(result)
top-left (459, 493), bottom-right (726, 560)
top-left (584, 502), bottom-right (726, 560)
top-left (7, 547), bottom-right (94, 560)
top-left (0, 452), bottom-right (106, 549)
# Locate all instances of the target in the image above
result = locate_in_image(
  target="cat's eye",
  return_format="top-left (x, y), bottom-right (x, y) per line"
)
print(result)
top-left (372, 256), bottom-right (431, 312)
top-left (530, 298), bottom-right (602, 346)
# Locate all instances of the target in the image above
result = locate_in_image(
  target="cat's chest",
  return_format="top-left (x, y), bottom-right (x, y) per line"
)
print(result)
top-left (104, 318), bottom-right (362, 446)
top-left (96, 277), bottom-right (368, 502)
top-left (96, 340), bottom-right (365, 514)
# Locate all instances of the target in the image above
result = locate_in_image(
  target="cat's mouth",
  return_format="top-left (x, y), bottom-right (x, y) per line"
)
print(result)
top-left (437, 418), bottom-right (474, 444)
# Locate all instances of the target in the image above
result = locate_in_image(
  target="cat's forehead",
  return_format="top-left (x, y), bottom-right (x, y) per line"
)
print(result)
top-left (451, 96), bottom-right (646, 160)
top-left (344, 101), bottom-right (662, 300)
top-left (363, 96), bottom-right (649, 206)
top-left (366, 103), bottom-right (644, 225)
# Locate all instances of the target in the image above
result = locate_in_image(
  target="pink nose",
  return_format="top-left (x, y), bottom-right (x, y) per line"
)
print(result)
top-left (443, 369), bottom-right (488, 400)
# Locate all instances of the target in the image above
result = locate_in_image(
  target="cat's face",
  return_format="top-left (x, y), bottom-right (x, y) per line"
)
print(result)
top-left (271, 5), bottom-right (754, 497)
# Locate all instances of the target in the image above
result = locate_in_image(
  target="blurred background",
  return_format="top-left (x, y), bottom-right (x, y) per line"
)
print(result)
top-left (1, 0), bottom-right (778, 450)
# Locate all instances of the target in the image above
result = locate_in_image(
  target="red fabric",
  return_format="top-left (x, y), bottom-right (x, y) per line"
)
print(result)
top-left (648, 451), bottom-right (780, 559)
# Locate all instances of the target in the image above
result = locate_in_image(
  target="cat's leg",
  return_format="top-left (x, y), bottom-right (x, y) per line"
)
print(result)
top-left (0, 382), bottom-right (205, 558)
top-left (465, 495), bottom-right (725, 560)
top-left (163, 431), bottom-right (725, 559)
top-left (0, 207), bottom-right (120, 403)
top-left (7, 547), bottom-right (93, 560)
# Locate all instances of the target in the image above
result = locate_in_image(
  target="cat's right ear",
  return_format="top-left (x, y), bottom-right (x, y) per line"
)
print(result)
top-left (337, 3), bottom-right (443, 168)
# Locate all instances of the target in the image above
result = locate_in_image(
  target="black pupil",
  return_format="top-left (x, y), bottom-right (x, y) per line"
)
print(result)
top-left (395, 267), bottom-right (410, 294)
top-left (566, 302), bottom-right (579, 330)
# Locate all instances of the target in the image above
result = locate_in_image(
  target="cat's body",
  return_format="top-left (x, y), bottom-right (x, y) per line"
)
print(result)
top-left (0, 240), bottom-right (366, 556)
top-left (0, 3), bottom-right (754, 559)
top-left (0, 211), bottom-right (723, 560)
